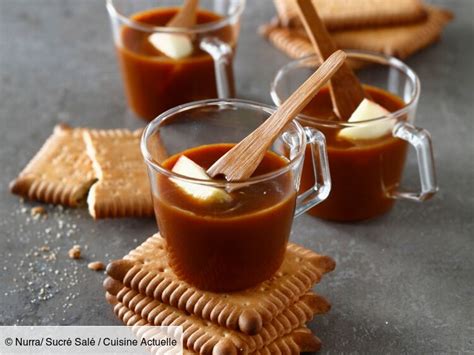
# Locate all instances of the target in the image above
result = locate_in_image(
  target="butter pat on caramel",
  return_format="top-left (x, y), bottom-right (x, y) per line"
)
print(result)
top-left (338, 98), bottom-right (395, 141)
top-left (171, 155), bottom-right (231, 203)
top-left (149, 33), bottom-right (193, 59)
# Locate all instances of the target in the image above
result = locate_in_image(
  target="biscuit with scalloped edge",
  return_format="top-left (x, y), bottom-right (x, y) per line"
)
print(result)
top-left (274, 0), bottom-right (427, 30)
top-left (106, 233), bottom-right (335, 336)
top-left (105, 279), bottom-right (328, 354)
top-left (107, 293), bottom-right (323, 354)
top-left (10, 124), bottom-right (96, 207)
top-left (260, 6), bottom-right (453, 60)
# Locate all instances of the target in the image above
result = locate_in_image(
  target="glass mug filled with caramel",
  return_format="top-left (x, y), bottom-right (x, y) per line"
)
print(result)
top-left (271, 51), bottom-right (438, 222)
top-left (107, 0), bottom-right (244, 121)
top-left (141, 99), bottom-right (331, 292)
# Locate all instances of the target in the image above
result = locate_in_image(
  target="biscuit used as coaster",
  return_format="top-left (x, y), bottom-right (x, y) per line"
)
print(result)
top-left (10, 124), bottom-right (96, 207)
top-left (106, 284), bottom-right (327, 354)
top-left (261, 6), bottom-right (453, 60)
top-left (106, 233), bottom-right (335, 336)
top-left (274, 0), bottom-right (427, 30)
top-left (112, 303), bottom-right (322, 354)
top-left (83, 129), bottom-right (154, 219)
top-left (106, 289), bottom-right (325, 354)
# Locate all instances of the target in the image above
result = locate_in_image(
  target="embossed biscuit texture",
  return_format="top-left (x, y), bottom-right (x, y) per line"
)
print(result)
top-left (104, 277), bottom-right (329, 355)
top-left (106, 233), bottom-right (335, 336)
top-left (109, 296), bottom-right (322, 355)
top-left (259, 22), bottom-right (314, 60)
top-left (261, 6), bottom-right (453, 60)
top-left (273, 0), bottom-right (426, 30)
top-left (10, 124), bottom-right (96, 207)
top-left (83, 128), bottom-right (153, 219)
top-left (329, 6), bottom-right (453, 59)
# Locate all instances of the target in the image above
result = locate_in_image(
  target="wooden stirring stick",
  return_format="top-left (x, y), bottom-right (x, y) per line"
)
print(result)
top-left (148, 0), bottom-right (199, 60)
top-left (207, 50), bottom-right (347, 181)
top-left (295, 0), bottom-right (365, 120)
top-left (167, 0), bottom-right (199, 27)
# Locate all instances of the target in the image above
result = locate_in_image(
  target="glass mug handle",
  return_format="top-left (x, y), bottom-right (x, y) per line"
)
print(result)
top-left (392, 122), bottom-right (438, 201)
top-left (200, 37), bottom-right (235, 98)
top-left (295, 127), bottom-right (331, 217)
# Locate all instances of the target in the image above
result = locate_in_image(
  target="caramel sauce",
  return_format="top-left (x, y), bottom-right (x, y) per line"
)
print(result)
top-left (117, 8), bottom-right (235, 120)
top-left (300, 85), bottom-right (408, 221)
top-left (154, 144), bottom-right (296, 292)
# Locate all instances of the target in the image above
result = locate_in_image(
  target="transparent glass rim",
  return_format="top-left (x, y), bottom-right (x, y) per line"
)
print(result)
top-left (141, 98), bottom-right (307, 187)
top-left (270, 50), bottom-right (421, 127)
top-left (106, 0), bottom-right (246, 34)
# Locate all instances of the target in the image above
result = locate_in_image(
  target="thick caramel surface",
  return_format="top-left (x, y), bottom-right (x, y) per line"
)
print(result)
top-left (154, 144), bottom-right (296, 292)
top-left (301, 85), bottom-right (407, 221)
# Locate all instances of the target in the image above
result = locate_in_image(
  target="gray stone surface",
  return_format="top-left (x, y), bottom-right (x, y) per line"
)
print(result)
top-left (0, 0), bottom-right (473, 353)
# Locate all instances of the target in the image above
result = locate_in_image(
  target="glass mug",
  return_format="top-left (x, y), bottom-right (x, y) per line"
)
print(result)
top-left (271, 51), bottom-right (438, 222)
top-left (107, 0), bottom-right (245, 121)
top-left (141, 99), bottom-right (331, 292)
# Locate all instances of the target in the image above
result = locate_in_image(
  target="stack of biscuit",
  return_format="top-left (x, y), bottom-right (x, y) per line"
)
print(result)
top-left (104, 233), bottom-right (336, 354)
top-left (260, 0), bottom-right (453, 60)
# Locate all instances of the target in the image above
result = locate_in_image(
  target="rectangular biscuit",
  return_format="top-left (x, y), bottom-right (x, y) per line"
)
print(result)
top-left (105, 283), bottom-right (328, 354)
top-left (330, 6), bottom-right (453, 59)
top-left (106, 292), bottom-right (323, 354)
top-left (260, 6), bottom-right (453, 60)
top-left (83, 129), bottom-right (154, 219)
top-left (274, 0), bottom-right (427, 30)
top-left (106, 233), bottom-right (335, 336)
top-left (10, 124), bottom-right (96, 207)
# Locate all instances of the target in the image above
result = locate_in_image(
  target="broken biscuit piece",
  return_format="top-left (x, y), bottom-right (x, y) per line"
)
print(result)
top-left (10, 124), bottom-right (96, 207)
top-left (83, 129), bottom-right (154, 219)
top-left (31, 206), bottom-right (47, 218)
top-left (68, 245), bottom-right (81, 260)
top-left (88, 261), bottom-right (105, 271)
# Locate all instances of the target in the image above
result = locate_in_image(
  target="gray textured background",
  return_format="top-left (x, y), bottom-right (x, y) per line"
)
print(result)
top-left (0, 0), bottom-right (473, 353)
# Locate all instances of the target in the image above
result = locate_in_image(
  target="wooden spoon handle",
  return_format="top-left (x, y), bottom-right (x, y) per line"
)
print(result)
top-left (295, 0), bottom-right (365, 120)
top-left (207, 50), bottom-right (347, 181)
top-left (167, 0), bottom-right (199, 27)
top-left (258, 50), bottom-right (347, 137)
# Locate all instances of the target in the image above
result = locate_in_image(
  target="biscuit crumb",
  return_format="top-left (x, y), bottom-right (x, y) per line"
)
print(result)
top-left (43, 252), bottom-right (56, 261)
top-left (68, 245), bottom-right (81, 260)
top-left (87, 261), bottom-right (105, 271)
top-left (7, 200), bottom-right (88, 311)
top-left (31, 206), bottom-right (47, 218)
